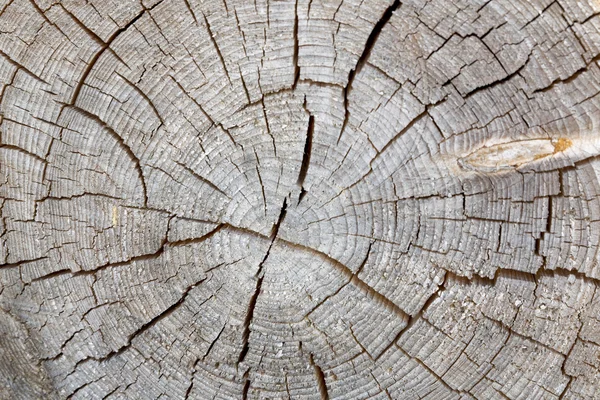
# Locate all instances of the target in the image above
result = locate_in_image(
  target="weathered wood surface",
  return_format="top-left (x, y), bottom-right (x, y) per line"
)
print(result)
top-left (1, 0), bottom-right (600, 398)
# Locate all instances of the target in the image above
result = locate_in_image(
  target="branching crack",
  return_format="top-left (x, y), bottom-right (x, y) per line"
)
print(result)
top-left (69, 0), bottom-right (165, 105)
top-left (376, 271), bottom-right (447, 360)
top-left (65, 106), bottom-right (148, 206)
top-left (238, 199), bottom-right (287, 369)
top-left (75, 276), bottom-right (207, 367)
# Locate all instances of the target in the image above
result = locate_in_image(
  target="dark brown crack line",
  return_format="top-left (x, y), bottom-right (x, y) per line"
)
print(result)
top-left (292, 0), bottom-right (300, 89)
top-left (69, 0), bottom-right (165, 105)
top-left (338, 0), bottom-right (401, 143)
top-left (309, 353), bottom-right (329, 400)
top-left (297, 114), bottom-right (314, 204)
top-left (238, 199), bottom-right (288, 365)
top-left (64, 105), bottom-right (148, 206)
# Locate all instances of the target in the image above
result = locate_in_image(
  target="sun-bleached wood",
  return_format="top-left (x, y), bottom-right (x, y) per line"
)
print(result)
top-left (1, 0), bottom-right (600, 398)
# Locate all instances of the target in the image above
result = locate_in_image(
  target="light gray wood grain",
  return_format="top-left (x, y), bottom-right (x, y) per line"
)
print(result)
top-left (1, 0), bottom-right (600, 398)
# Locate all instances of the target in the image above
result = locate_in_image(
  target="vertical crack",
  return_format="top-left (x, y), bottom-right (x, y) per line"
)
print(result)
top-left (238, 198), bottom-right (288, 376)
top-left (184, 357), bottom-right (201, 399)
top-left (261, 98), bottom-right (277, 156)
top-left (536, 196), bottom-right (553, 266)
top-left (309, 353), bottom-right (329, 400)
top-left (242, 370), bottom-right (250, 400)
top-left (183, 0), bottom-right (198, 24)
top-left (255, 165), bottom-right (268, 217)
top-left (337, 0), bottom-right (401, 143)
top-left (292, 0), bottom-right (300, 89)
top-left (237, 275), bottom-right (263, 364)
top-left (297, 113), bottom-right (314, 204)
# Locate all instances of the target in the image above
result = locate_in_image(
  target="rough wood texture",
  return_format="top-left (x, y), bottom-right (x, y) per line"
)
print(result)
top-left (1, 0), bottom-right (600, 398)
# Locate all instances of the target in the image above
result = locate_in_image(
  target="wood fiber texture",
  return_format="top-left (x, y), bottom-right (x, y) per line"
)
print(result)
top-left (1, 0), bottom-right (600, 398)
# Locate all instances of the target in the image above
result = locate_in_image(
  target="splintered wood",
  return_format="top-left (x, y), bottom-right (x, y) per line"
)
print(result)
top-left (1, 0), bottom-right (600, 399)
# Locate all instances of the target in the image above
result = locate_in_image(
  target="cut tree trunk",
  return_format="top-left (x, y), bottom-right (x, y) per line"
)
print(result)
top-left (2, 0), bottom-right (600, 398)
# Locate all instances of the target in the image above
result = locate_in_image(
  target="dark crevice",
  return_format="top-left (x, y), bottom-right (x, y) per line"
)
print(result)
top-left (242, 371), bottom-right (250, 400)
top-left (395, 345), bottom-right (459, 395)
top-left (69, 0), bottom-right (164, 105)
top-left (101, 387), bottom-right (119, 400)
top-left (292, 0), bottom-right (300, 89)
top-left (167, 224), bottom-right (225, 248)
top-left (536, 195), bottom-right (553, 260)
top-left (0, 143), bottom-right (47, 164)
top-left (242, 224), bottom-right (409, 320)
top-left (27, 224), bottom-right (223, 280)
top-left (237, 275), bottom-right (263, 365)
top-left (169, 76), bottom-right (242, 150)
top-left (76, 277), bottom-right (207, 367)
top-left (350, 272), bottom-right (407, 319)
top-left (353, 0), bottom-right (401, 77)
top-left (309, 354), bottom-right (329, 400)
top-left (66, 377), bottom-right (103, 399)
top-left (184, 356), bottom-right (202, 399)
top-left (337, 0), bottom-right (401, 143)
top-left (238, 199), bottom-right (287, 366)
top-left (376, 272), bottom-right (447, 361)
top-left (558, 377), bottom-right (573, 400)
top-left (204, 324), bottom-right (226, 360)
top-left (221, 0), bottom-right (230, 16)
top-left (463, 51), bottom-right (532, 99)
top-left (297, 114), bottom-right (314, 203)
top-left (255, 165), bottom-right (268, 217)
top-left (239, 65), bottom-right (252, 103)
top-left (0, 49), bottom-right (48, 85)
top-left (57, 4), bottom-right (105, 46)
top-left (338, 85), bottom-right (350, 144)
top-left (531, 53), bottom-right (599, 95)
top-left (29, 268), bottom-right (73, 283)
top-left (355, 241), bottom-right (373, 276)
top-left (298, 187), bottom-right (307, 204)
top-left (270, 198), bottom-right (287, 240)
top-left (370, 108), bottom-right (428, 166)
top-left (305, 281), bottom-right (350, 318)
top-left (183, 0), bottom-right (198, 24)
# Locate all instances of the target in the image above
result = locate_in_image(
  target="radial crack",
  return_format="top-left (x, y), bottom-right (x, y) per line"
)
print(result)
top-left (68, 0), bottom-right (165, 105)
top-left (337, 0), bottom-right (401, 143)
top-left (77, 277), bottom-right (207, 365)
top-left (202, 13), bottom-right (232, 85)
top-left (175, 161), bottom-right (231, 198)
top-left (297, 114), bottom-right (314, 203)
top-left (292, 0), bottom-right (300, 89)
top-left (238, 199), bottom-right (288, 366)
top-left (309, 353), bottom-right (329, 400)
